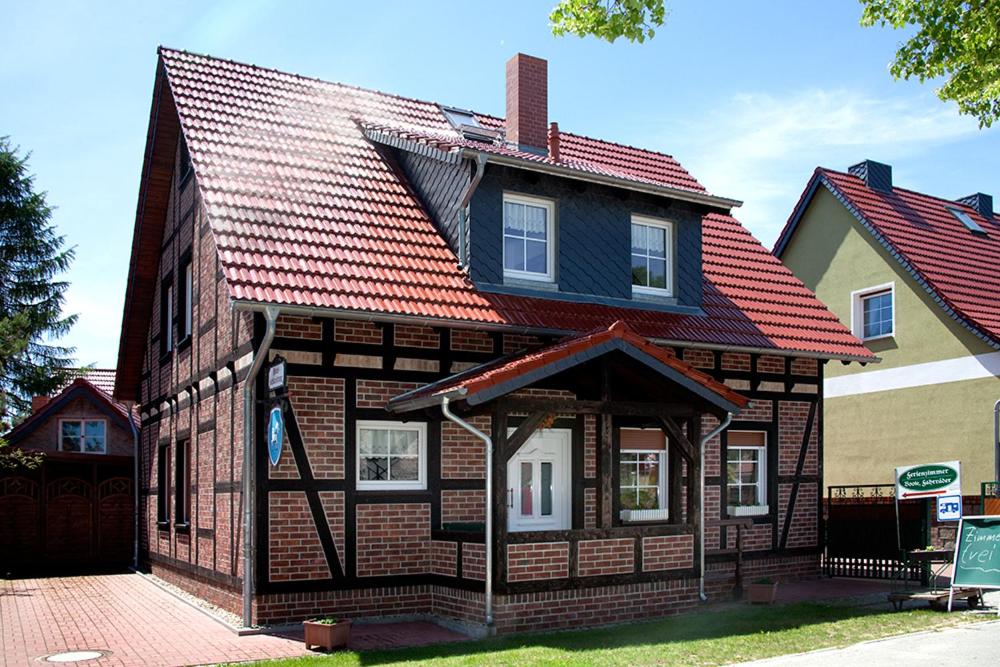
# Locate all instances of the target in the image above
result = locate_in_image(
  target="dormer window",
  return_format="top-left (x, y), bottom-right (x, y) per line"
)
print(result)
top-left (503, 193), bottom-right (555, 282)
top-left (631, 215), bottom-right (673, 296)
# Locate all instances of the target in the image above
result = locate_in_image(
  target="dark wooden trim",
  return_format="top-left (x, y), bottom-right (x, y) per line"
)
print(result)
top-left (491, 405), bottom-right (508, 587)
top-left (502, 411), bottom-right (552, 462)
top-left (658, 416), bottom-right (696, 462)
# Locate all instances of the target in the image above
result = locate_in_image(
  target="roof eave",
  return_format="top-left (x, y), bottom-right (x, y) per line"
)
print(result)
top-left (465, 149), bottom-right (742, 211)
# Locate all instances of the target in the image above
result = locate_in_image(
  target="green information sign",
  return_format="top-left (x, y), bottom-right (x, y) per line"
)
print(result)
top-left (949, 515), bottom-right (1000, 612)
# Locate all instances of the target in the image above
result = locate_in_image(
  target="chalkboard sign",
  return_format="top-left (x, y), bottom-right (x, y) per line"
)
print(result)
top-left (952, 516), bottom-right (1000, 588)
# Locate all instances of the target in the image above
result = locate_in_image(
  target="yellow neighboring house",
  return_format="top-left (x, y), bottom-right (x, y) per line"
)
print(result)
top-left (775, 160), bottom-right (1000, 499)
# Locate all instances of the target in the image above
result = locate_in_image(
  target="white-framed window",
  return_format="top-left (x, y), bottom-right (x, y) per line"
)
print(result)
top-left (727, 431), bottom-right (767, 516)
top-left (59, 419), bottom-right (107, 454)
top-left (502, 193), bottom-right (555, 282)
top-left (619, 428), bottom-right (669, 522)
top-left (851, 282), bottom-right (894, 341)
top-left (507, 427), bottom-right (571, 532)
top-left (356, 420), bottom-right (427, 490)
top-left (631, 215), bottom-right (673, 296)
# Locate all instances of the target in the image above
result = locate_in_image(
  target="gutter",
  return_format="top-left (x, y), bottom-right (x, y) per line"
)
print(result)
top-left (462, 149), bottom-right (743, 212)
top-left (231, 300), bottom-right (877, 365)
top-left (242, 305), bottom-right (280, 627)
top-left (457, 154), bottom-right (487, 267)
top-left (699, 412), bottom-right (732, 601)
top-left (440, 396), bottom-right (494, 631)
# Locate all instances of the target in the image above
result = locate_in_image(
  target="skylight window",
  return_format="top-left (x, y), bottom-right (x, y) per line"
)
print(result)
top-left (440, 105), bottom-right (497, 142)
top-left (948, 207), bottom-right (987, 235)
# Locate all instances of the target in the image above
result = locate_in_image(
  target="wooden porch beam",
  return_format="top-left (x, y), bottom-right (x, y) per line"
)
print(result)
top-left (658, 416), bottom-right (697, 463)
top-left (502, 411), bottom-right (554, 461)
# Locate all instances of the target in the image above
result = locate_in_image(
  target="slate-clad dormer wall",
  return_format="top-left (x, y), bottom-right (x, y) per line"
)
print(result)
top-left (468, 165), bottom-right (704, 309)
top-left (394, 150), bottom-right (472, 261)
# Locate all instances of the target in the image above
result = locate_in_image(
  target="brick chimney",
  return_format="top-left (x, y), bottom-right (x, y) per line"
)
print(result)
top-left (506, 54), bottom-right (548, 154)
top-left (955, 192), bottom-right (994, 220)
top-left (848, 159), bottom-right (893, 193)
top-left (31, 395), bottom-right (50, 413)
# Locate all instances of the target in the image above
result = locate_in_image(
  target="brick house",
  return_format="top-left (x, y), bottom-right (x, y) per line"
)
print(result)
top-left (113, 48), bottom-right (873, 632)
top-left (1, 370), bottom-right (135, 574)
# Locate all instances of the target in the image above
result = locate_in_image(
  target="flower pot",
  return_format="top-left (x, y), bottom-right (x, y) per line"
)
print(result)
top-left (746, 582), bottom-right (779, 604)
top-left (303, 619), bottom-right (352, 651)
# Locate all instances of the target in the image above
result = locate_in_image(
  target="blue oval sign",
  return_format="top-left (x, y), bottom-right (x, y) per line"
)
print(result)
top-left (267, 406), bottom-right (284, 466)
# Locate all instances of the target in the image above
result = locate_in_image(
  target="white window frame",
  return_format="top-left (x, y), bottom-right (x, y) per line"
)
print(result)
top-left (726, 431), bottom-right (767, 516)
top-left (502, 192), bottom-right (556, 283)
top-left (630, 214), bottom-right (674, 297)
top-left (850, 282), bottom-right (895, 342)
top-left (506, 427), bottom-right (572, 532)
top-left (183, 261), bottom-right (193, 340)
top-left (58, 418), bottom-right (108, 454)
top-left (619, 430), bottom-right (669, 522)
top-left (356, 420), bottom-right (427, 491)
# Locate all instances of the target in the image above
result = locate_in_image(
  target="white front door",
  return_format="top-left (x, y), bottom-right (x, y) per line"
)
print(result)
top-left (507, 428), bottom-right (571, 532)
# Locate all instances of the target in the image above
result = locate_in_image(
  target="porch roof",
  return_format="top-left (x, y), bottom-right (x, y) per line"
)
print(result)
top-left (387, 321), bottom-right (748, 415)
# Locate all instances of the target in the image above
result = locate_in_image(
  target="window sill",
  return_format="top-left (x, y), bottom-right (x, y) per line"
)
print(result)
top-left (728, 505), bottom-right (769, 517)
top-left (174, 522), bottom-right (191, 534)
top-left (860, 333), bottom-right (894, 343)
top-left (503, 275), bottom-right (558, 290)
top-left (631, 286), bottom-right (676, 302)
top-left (156, 521), bottom-right (170, 531)
top-left (620, 508), bottom-right (670, 522)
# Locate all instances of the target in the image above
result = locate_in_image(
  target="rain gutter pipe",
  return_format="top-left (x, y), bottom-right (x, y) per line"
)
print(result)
top-left (441, 395), bottom-right (494, 630)
top-left (128, 402), bottom-right (140, 571)
top-left (457, 154), bottom-right (487, 267)
top-left (699, 412), bottom-right (733, 601)
top-left (242, 305), bottom-right (280, 627)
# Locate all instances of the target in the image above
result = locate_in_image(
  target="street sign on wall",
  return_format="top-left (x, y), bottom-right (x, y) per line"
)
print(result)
top-left (895, 460), bottom-right (961, 500)
top-left (937, 494), bottom-right (963, 522)
top-left (267, 405), bottom-right (284, 467)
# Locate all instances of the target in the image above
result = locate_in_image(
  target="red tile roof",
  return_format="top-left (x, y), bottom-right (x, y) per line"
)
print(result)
top-left (62, 368), bottom-right (117, 397)
top-left (115, 48), bottom-right (874, 399)
top-left (776, 168), bottom-right (1000, 348)
top-left (389, 321), bottom-right (749, 413)
top-left (5, 378), bottom-right (133, 445)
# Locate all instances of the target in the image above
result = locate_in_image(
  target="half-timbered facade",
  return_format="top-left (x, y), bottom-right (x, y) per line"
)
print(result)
top-left (114, 48), bottom-right (874, 632)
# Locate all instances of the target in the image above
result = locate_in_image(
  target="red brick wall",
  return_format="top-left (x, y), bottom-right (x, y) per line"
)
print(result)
top-left (270, 377), bottom-right (345, 480)
top-left (790, 357), bottom-right (818, 376)
top-left (355, 503), bottom-right (430, 576)
top-left (779, 401), bottom-right (817, 477)
top-left (268, 491), bottom-right (330, 581)
top-left (721, 352), bottom-right (751, 372)
top-left (355, 379), bottom-right (421, 408)
top-left (275, 315), bottom-right (321, 340)
top-left (577, 538), bottom-right (634, 577)
top-left (451, 329), bottom-right (493, 353)
top-left (642, 534), bottom-right (694, 571)
top-left (441, 418), bottom-right (488, 478)
top-left (394, 324), bottom-right (440, 349)
top-left (757, 355), bottom-right (786, 375)
top-left (429, 540), bottom-right (458, 576)
top-left (734, 399), bottom-right (773, 423)
top-left (507, 542), bottom-right (569, 581)
top-left (441, 489), bottom-right (484, 524)
top-left (682, 348), bottom-right (715, 369)
top-left (462, 542), bottom-right (486, 581)
top-left (334, 320), bottom-right (382, 345)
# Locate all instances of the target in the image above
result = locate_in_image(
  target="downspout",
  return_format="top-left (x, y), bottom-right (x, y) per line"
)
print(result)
top-left (127, 402), bottom-right (140, 571)
top-left (457, 154), bottom-right (487, 267)
top-left (441, 396), bottom-right (494, 630)
top-left (242, 305), bottom-right (280, 627)
top-left (699, 412), bottom-right (733, 601)
top-left (994, 399), bottom-right (1000, 484)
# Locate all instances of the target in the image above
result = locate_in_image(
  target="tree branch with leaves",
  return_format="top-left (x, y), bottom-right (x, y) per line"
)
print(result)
top-left (550, 0), bottom-right (667, 43)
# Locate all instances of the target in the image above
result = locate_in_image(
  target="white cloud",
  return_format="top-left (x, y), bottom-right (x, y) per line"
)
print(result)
top-left (667, 88), bottom-right (980, 247)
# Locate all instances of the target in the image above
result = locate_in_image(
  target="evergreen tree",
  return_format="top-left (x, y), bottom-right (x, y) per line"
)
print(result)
top-left (0, 137), bottom-right (76, 424)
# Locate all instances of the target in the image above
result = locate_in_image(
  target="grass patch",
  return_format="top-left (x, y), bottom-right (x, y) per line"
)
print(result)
top-left (248, 602), bottom-right (980, 667)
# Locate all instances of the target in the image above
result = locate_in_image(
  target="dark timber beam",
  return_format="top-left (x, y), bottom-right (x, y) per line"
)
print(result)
top-left (599, 358), bottom-right (614, 529)
top-left (491, 406), bottom-right (509, 588)
top-left (503, 411), bottom-right (554, 462)
top-left (658, 416), bottom-right (697, 463)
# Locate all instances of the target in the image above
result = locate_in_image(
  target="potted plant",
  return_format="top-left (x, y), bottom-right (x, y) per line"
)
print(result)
top-left (746, 577), bottom-right (779, 604)
top-left (303, 617), bottom-right (352, 651)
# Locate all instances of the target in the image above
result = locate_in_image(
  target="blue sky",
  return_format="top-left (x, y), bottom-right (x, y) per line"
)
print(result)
top-left (2, 0), bottom-right (997, 369)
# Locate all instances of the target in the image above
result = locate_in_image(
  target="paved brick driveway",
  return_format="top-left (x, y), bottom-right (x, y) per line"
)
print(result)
top-left (0, 573), bottom-right (466, 666)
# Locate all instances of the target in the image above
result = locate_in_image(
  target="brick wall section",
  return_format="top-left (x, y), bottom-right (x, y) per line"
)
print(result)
top-left (429, 540), bottom-right (458, 576)
top-left (790, 357), bottom-right (818, 376)
top-left (577, 538), bottom-right (634, 577)
top-left (394, 324), bottom-right (440, 349)
top-left (642, 534), bottom-right (694, 571)
top-left (778, 401), bottom-right (816, 477)
top-left (355, 379), bottom-right (421, 408)
top-left (682, 348), bottom-right (715, 369)
top-left (584, 488), bottom-right (597, 529)
top-left (256, 586), bottom-right (432, 625)
top-left (334, 319), bottom-right (382, 345)
top-left (355, 503), bottom-right (430, 577)
top-left (721, 352), bottom-right (751, 372)
top-left (734, 399), bottom-right (773, 423)
top-left (318, 491), bottom-right (345, 565)
top-left (268, 491), bottom-right (330, 581)
top-left (507, 542), bottom-right (569, 581)
top-left (462, 542), bottom-right (486, 580)
top-left (584, 414), bottom-right (596, 478)
top-left (781, 482), bottom-right (819, 549)
top-left (702, 412), bottom-right (721, 477)
top-left (757, 355), bottom-right (786, 374)
top-left (441, 489), bottom-right (484, 524)
top-left (451, 329), bottom-right (493, 353)
top-left (742, 523), bottom-right (774, 551)
top-left (441, 418), bottom-right (489, 478)
top-left (270, 377), bottom-right (345, 479)
top-left (275, 315), bottom-right (321, 340)
top-left (503, 333), bottom-right (542, 355)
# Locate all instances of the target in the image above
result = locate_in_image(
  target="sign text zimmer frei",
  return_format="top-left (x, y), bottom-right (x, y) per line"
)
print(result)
top-left (895, 460), bottom-right (961, 500)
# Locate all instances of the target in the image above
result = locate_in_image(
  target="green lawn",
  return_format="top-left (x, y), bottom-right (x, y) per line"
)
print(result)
top-left (248, 602), bottom-right (981, 667)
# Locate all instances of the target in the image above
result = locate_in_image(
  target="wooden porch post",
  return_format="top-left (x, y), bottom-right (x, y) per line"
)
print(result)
top-left (688, 414), bottom-right (704, 580)
top-left (599, 359), bottom-right (614, 529)
top-left (491, 404), bottom-right (508, 589)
